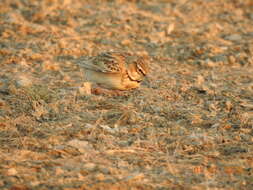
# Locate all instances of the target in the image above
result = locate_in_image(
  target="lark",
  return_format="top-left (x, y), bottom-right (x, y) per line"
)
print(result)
top-left (77, 51), bottom-right (149, 94)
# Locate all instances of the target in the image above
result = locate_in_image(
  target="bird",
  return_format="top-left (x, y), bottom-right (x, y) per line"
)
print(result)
top-left (76, 51), bottom-right (149, 93)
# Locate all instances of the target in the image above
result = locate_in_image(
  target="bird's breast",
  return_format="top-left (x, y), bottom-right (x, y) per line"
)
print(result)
top-left (85, 69), bottom-right (140, 90)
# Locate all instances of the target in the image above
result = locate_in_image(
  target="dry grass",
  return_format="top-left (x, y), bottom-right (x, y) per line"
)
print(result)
top-left (0, 0), bottom-right (253, 189)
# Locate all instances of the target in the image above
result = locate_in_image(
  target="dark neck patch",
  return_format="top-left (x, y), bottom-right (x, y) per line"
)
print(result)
top-left (136, 62), bottom-right (146, 76)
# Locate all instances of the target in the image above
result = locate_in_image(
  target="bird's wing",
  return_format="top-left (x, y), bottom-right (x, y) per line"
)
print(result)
top-left (76, 52), bottom-right (127, 73)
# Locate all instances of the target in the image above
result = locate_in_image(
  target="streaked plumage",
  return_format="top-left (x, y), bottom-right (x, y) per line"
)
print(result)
top-left (77, 51), bottom-right (149, 91)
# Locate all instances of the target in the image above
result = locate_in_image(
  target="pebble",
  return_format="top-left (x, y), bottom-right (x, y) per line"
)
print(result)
top-left (78, 82), bottom-right (91, 95)
top-left (15, 74), bottom-right (33, 87)
top-left (224, 34), bottom-right (242, 41)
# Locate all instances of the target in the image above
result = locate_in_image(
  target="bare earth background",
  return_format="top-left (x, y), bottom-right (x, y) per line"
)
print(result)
top-left (0, 0), bottom-right (253, 189)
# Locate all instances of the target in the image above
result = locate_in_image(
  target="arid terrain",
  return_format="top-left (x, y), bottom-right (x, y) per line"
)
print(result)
top-left (0, 0), bottom-right (253, 189)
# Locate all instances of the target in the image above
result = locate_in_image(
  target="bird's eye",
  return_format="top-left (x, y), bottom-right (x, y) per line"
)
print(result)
top-left (137, 67), bottom-right (145, 76)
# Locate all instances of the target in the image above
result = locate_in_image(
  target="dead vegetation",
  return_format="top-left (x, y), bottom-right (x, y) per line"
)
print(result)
top-left (0, 0), bottom-right (253, 189)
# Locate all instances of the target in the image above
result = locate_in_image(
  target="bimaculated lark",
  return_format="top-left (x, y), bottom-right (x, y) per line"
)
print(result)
top-left (77, 51), bottom-right (149, 93)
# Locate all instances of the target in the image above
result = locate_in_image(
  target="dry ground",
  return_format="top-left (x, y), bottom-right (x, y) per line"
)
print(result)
top-left (0, 0), bottom-right (253, 189)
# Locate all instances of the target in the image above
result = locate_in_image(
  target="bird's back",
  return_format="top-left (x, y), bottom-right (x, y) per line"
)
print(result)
top-left (77, 52), bottom-right (128, 73)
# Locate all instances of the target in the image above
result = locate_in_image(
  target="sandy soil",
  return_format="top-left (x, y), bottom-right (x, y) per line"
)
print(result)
top-left (0, 0), bottom-right (253, 189)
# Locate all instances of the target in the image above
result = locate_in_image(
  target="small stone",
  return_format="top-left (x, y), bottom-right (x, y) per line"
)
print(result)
top-left (121, 39), bottom-right (131, 45)
top-left (7, 168), bottom-right (18, 176)
top-left (205, 58), bottom-right (216, 67)
top-left (211, 55), bottom-right (227, 62)
top-left (67, 139), bottom-right (94, 153)
top-left (95, 173), bottom-right (105, 181)
top-left (78, 82), bottom-right (91, 95)
top-left (228, 55), bottom-right (236, 65)
top-left (196, 75), bottom-right (204, 85)
top-left (15, 74), bottom-right (33, 87)
top-left (83, 163), bottom-right (96, 170)
top-left (165, 23), bottom-right (175, 35)
top-left (224, 34), bottom-right (242, 41)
